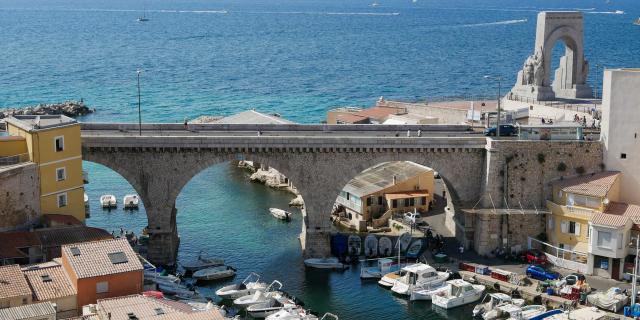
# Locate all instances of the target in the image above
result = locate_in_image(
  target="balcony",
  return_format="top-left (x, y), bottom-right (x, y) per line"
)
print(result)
top-left (546, 200), bottom-right (597, 219)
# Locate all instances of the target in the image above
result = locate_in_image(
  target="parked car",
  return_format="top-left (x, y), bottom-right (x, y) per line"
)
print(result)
top-left (521, 249), bottom-right (548, 265)
top-left (526, 265), bottom-right (561, 281)
top-left (484, 124), bottom-right (518, 136)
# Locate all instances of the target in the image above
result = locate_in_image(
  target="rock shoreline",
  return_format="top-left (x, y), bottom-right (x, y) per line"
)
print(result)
top-left (0, 101), bottom-right (94, 119)
top-left (237, 160), bottom-right (304, 208)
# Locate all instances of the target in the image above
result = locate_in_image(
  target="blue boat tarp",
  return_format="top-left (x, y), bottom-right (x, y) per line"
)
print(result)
top-left (331, 234), bottom-right (348, 257)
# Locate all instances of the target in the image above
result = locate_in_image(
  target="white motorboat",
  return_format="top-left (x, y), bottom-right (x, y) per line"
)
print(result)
top-left (157, 282), bottom-right (198, 298)
top-left (371, 1), bottom-right (379, 7)
top-left (406, 240), bottom-right (423, 259)
top-left (432, 279), bottom-right (485, 309)
top-left (347, 235), bottom-right (361, 256)
top-left (182, 252), bottom-right (225, 273)
top-left (247, 292), bottom-right (298, 318)
top-left (123, 194), bottom-right (139, 209)
top-left (408, 283), bottom-right (449, 301)
top-left (398, 232), bottom-right (412, 253)
top-left (304, 257), bottom-right (345, 269)
top-left (270, 208), bottom-right (292, 221)
top-left (472, 293), bottom-right (525, 319)
top-left (234, 280), bottom-right (283, 309)
top-left (193, 265), bottom-right (235, 281)
top-left (390, 263), bottom-right (449, 296)
top-left (635, 17), bottom-right (640, 26)
top-left (144, 269), bottom-right (181, 284)
top-left (216, 272), bottom-right (267, 300)
top-left (378, 269), bottom-right (405, 288)
top-left (84, 193), bottom-right (89, 207)
top-left (503, 304), bottom-right (546, 320)
top-left (267, 310), bottom-right (338, 320)
top-left (364, 235), bottom-right (378, 258)
top-left (100, 194), bottom-right (117, 208)
top-left (360, 258), bottom-right (399, 280)
top-left (378, 236), bottom-right (393, 256)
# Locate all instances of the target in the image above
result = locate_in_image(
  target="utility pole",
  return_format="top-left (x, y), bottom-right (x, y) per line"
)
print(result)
top-left (137, 69), bottom-right (142, 136)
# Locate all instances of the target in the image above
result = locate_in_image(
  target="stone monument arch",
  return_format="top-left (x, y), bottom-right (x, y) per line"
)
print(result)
top-left (511, 11), bottom-right (593, 101)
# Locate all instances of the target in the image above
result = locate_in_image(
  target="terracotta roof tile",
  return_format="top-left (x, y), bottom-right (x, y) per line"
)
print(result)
top-left (591, 213), bottom-right (630, 228)
top-left (96, 295), bottom-right (224, 320)
top-left (554, 171), bottom-right (620, 198)
top-left (62, 238), bottom-right (143, 279)
top-left (23, 264), bottom-right (76, 301)
top-left (43, 214), bottom-right (82, 227)
top-left (0, 264), bottom-right (32, 299)
top-left (36, 226), bottom-right (112, 248)
top-left (0, 301), bottom-right (57, 320)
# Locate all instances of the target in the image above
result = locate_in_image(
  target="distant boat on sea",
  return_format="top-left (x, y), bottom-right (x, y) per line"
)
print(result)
top-left (371, 2), bottom-right (380, 7)
top-left (634, 17), bottom-right (640, 25)
top-left (138, 7), bottom-right (150, 22)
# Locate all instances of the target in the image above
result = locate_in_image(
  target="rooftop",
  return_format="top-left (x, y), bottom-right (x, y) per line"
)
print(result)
top-left (0, 231), bottom-right (41, 260)
top-left (36, 225), bottom-right (112, 248)
top-left (0, 264), bottom-right (32, 299)
top-left (42, 214), bottom-right (83, 227)
top-left (4, 115), bottom-right (77, 132)
top-left (214, 110), bottom-right (295, 125)
top-left (342, 161), bottom-right (433, 198)
top-left (62, 238), bottom-right (143, 279)
top-left (553, 171), bottom-right (620, 198)
top-left (96, 295), bottom-right (224, 320)
top-left (23, 264), bottom-right (76, 301)
top-left (0, 301), bottom-right (57, 320)
top-left (592, 202), bottom-right (640, 228)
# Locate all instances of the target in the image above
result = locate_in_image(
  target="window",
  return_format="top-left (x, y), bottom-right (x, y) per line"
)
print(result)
top-left (366, 197), bottom-right (372, 206)
top-left (70, 247), bottom-right (81, 256)
top-left (41, 275), bottom-right (52, 283)
top-left (621, 153), bottom-right (627, 159)
top-left (57, 193), bottom-right (67, 208)
top-left (54, 136), bottom-right (64, 152)
top-left (548, 216), bottom-right (554, 231)
top-left (409, 198), bottom-right (415, 206)
top-left (96, 281), bottom-right (109, 294)
top-left (346, 193), bottom-right (350, 200)
top-left (559, 243), bottom-right (565, 249)
top-left (569, 221), bottom-right (575, 234)
top-left (377, 196), bottom-right (383, 205)
top-left (594, 255), bottom-right (609, 270)
top-left (421, 197), bottom-right (427, 205)
top-left (403, 198), bottom-right (410, 207)
top-left (56, 167), bottom-right (66, 181)
top-left (597, 230), bottom-right (613, 249)
top-left (392, 199), bottom-right (398, 209)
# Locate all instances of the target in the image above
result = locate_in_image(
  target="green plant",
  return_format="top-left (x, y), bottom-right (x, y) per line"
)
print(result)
top-left (557, 162), bottom-right (567, 172)
top-left (576, 166), bottom-right (585, 175)
top-left (537, 153), bottom-right (546, 164)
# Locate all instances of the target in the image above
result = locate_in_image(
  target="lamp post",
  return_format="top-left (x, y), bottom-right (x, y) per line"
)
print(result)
top-left (136, 69), bottom-right (142, 136)
top-left (484, 75), bottom-right (503, 138)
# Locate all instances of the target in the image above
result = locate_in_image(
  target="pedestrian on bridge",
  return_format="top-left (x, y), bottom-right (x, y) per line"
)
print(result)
top-left (417, 129), bottom-right (421, 137)
top-left (407, 130), bottom-right (410, 137)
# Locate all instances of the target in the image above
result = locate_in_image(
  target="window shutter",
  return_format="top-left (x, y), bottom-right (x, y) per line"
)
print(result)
top-left (561, 221), bottom-right (568, 233)
top-left (574, 222), bottom-right (581, 236)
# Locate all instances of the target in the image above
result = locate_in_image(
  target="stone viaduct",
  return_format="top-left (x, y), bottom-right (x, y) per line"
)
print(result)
top-left (80, 123), bottom-right (603, 265)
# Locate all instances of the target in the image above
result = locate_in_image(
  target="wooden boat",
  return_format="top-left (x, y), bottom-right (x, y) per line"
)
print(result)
top-left (432, 279), bottom-right (485, 309)
top-left (304, 257), bottom-right (345, 269)
top-left (364, 235), bottom-right (378, 258)
top-left (247, 292), bottom-right (298, 318)
top-left (378, 237), bottom-right (393, 256)
top-left (390, 263), bottom-right (449, 296)
top-left (123, 194), bottom-right (139, 209)
top-left (100, 194), bottom-right (117, 208)
top-left (347, 235), bottom-right (361, 256)
top-left (405, 239), bottom-right (423, 259)
top-left (193, 265), bottom-right (235, 281)
top-left (270, 208), bottom-right (292, 221)
top-left (360, 258), bottom-right (399, 280)
top-left (233, 280), bottom-right (283, 308)
top-left (215, 272), bottom-right (267, 299)
top-left (472, 293), bottom-right (525, 319)
top-left (182, 252), bottom-right (225, 273)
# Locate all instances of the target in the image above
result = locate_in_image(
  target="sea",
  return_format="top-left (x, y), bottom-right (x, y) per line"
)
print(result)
top-left (2, 0), bottom-right (639, 318)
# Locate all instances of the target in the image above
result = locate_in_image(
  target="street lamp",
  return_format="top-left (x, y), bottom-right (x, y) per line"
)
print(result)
top-left (484, 75), bottom-right (503, 138)
top-left (136, 69), bottom-right (142, 136)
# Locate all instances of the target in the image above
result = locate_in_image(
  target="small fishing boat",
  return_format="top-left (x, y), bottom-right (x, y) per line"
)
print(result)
top-left (398, 232), bottom-right (412, 253)
top-left (267, 310), bottom-right (338, 320)
top-left (247, 292), bottom-right (298, 318)
top-left (378, 236), bottom-right (393, 256)
top-left (378, 269), bottom-right (405, 288)
top-left (100, 194), bottom-right (117, 208)
top-left (371, 1), bottom-right (379, 7)
top-left (614, 10), bottom-right (624, 14)
top-left (347, 235), bottom-right (361, 256)
top-left (270, 208), bottom-right (292, 221)
top-left (390, 263), bottom-right (449, 296)
top-left (472, 293), bottom-right (525, 319)
top-left (503, 304), bottom-right (546, 320)
top-left (364, 235), bottom-right (378, 258)
top-left (216, 272), bottom-right (267, 299)
top-left (123, 194), bottom-right (139, 209)
top-left (304, 257), bottom-right (345, 269)
top-left (234, 280), bottom-right (283, 309)
top-left (360, 258), bottom-right (399, 280)
top-left (193, 265), bottom-right (236, 281)
top-left (157, 282), bottom-right (198, 298)
top-left (182, 251), bottom-right (225, 273)
top-left (144, 270), bottom-right (181, 284)
top-left (405, 239), bottom-right (423, 259)
top-left (408, 283), bottom-right (449, 301)
top-left (432, 279), bottom-right (485, 309)
top-left (634, 17), bottom-right (640, 25)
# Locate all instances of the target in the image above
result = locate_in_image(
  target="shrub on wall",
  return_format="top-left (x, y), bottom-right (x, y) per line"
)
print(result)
top-left (537, 153), bottom-right (545, 164)
top-left (576, 166), bottom-right (585, 175)
top-left (557, 162), bottom-right (567, 172)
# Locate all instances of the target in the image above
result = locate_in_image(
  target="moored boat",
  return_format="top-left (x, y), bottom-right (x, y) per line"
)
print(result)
top-left (378, 236), bottom-right (393, 256)
top-left (408, 284), bottom-right (449, 301)
top-left (378, 269), bottom-right (405, 288)
top-left (304, 257), bottom-right (345, 269)
top-left (182, 252), bottom-right (225, 273)
top-left (347, 235), bottom-right (361, 256)
top-left (390, 263), bottom-right (449, 296)
top-left (216, 272), bottom-right (267, 299)
top-left (266, 310), bottom-right (338, 320)
top-left (635, 18), bottom-right (640, 25)
top-left (405, 239), bottom-right (423, 259)
top-left (364, 234), bottom-right (378, 257)
top-left (432, 279), bottom-right (485, 309)
top-left (504, 304), bottom-right (546, 320)
top-left (398, 232), bottom-right (412, 253)
top-left (472, 293), bottom-right (525, 319)
top-left (270, 208), bottom-right (292, 221)
top-left (123, 194), bottom-right (139, 209)
top-left (234, 280), bottom-right (283, 309)
top-left (360, 258), bottom-right (399, 280)
top-left (100, 194), bottom-right (117, 208)
top-left (246, 292), bottom-right (298, 318)
top-left (193, 265), bottom-right (236, 281)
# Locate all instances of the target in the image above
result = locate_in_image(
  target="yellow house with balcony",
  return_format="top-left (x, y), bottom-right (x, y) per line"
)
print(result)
top-left (4, 115), bottom-right (85, 222)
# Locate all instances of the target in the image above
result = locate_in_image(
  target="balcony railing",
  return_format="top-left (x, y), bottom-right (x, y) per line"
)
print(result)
top-left (0, 153), bottom-right (30, 166)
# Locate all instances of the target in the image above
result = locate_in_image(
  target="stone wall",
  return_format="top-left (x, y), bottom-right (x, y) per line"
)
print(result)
top-left (471, 210), bottom-right (546, 256)
top-left (0, 163), bottom-right (41, 231)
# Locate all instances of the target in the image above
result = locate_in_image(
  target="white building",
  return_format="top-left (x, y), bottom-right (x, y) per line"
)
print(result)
top-left (601, 68), bottom-right (640, 204)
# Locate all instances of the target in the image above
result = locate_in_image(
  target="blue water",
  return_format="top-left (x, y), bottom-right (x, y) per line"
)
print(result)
top-left (4, 0), bottom-right (640, 318)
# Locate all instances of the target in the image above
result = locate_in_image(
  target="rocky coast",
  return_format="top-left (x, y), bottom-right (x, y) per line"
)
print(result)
top-left (0, 101), bottom-right (94, 119)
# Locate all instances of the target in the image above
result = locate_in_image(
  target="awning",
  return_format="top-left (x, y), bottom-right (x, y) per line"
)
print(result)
top-left (385, 191), bottom-right (429, 200)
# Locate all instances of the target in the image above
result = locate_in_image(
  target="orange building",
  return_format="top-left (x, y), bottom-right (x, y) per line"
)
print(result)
top-left (60, 238), bottom-right (143, 309)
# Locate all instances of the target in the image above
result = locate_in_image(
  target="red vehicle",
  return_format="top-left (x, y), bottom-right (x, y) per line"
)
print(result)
top-left (522, 249), bottom-right (547, 265)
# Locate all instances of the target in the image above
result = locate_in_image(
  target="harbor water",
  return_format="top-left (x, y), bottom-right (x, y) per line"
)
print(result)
top-left (3, 0), bottom-right (640, 318)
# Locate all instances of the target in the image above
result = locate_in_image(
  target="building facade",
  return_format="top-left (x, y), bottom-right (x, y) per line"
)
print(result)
top-left (4, 115), bottom-right (86, 222)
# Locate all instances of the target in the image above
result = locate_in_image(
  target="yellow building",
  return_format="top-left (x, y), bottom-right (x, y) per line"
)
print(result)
top-left (4, 115), bottom-right (85, 222)
top-left (335, 161), bottom-right (435, 231)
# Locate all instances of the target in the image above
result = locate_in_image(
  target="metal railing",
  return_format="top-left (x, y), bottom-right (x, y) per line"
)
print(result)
top-left (0, 153), bottom-right (30, 166)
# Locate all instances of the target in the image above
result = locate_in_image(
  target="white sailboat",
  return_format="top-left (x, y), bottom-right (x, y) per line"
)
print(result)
top-left (390, 263), bottom-right (449, 296)
top-left (216, 272), bottom-right (266, 299)
top-left (432, 279), bottom-right (485, 309)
